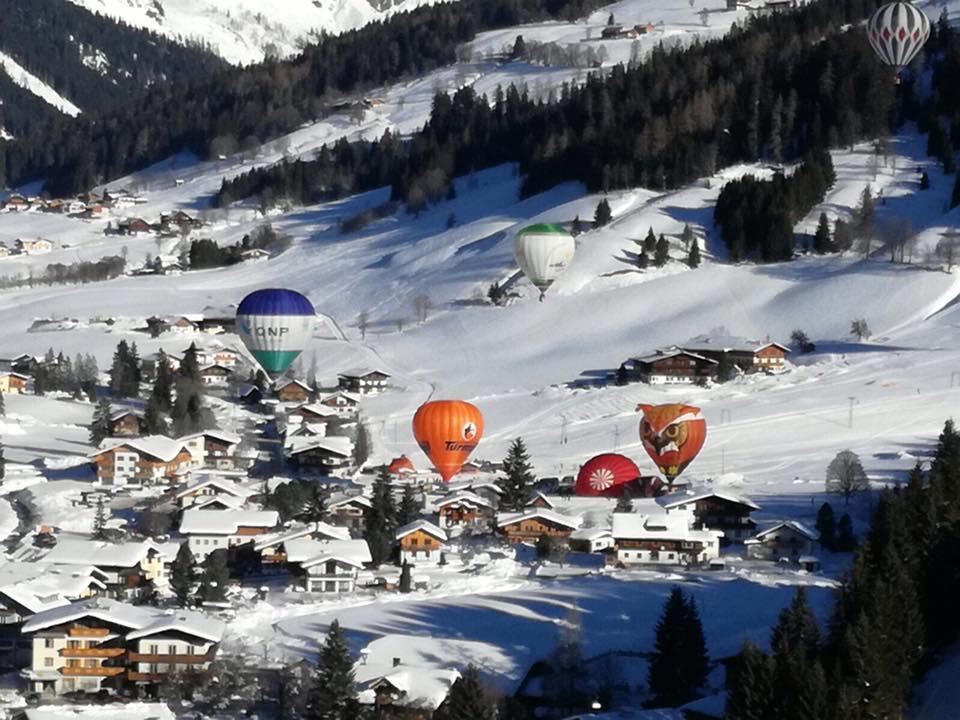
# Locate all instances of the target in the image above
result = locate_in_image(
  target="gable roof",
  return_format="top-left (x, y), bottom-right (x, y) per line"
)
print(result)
top-left (435, 491), bottom-right (493, 510)
top-left (682, 334), bottom-right (791, 354)
top-left (293, 403), bottom-right (340, 418)
top-left (182, 429), bottom-right (242, 446)
top-left (320, 390), bottom-right (361, 404)
top-left (174, 475), bottom-right (252, 500)
top-left (286, 436), bottom-right (353, 458)
top-left (179, 509), bottom-right (279, 535)
top-left (254, 522), bottom-right (352, 551)
top-left (92, 435), bottom-right (188, 462)
top-left (752, 520), bottom-right (819, 541)
top-left (525, 492), bottom-right (555, 509)
top-left (395, 519), bottom-right (447, 542)
top-left (662, 491), bottom-right (760, 511)
top-left (329, 493), bottom-right (372, 510)
top-left (296, 539), bottom-right (372, 568)
top-left (496, 509), bottom-right (582, 530)
top-left (337, 367), bottom-right (391, 379)
top-left (109, 409), bottom-right (142, 422)
top-left (612, 511), bottom-right (722, 543)
top-left (629, 347), bottom-right (718, 365)
top-left (42, 539), bottom-right (173, 569)
top-left (277, 379), bottom-right (313, 392)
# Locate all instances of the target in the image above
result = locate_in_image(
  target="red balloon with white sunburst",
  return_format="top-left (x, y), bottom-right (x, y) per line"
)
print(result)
top-left (575, 453), bottom-right (641, 497)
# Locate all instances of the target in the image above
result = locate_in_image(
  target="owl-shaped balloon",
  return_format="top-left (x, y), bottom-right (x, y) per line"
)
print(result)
top-left (636, 403), bottom-right (707, 484)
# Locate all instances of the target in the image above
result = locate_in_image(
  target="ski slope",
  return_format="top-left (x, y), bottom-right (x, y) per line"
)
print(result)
top-left (0, 50), bottom-right (82, 116)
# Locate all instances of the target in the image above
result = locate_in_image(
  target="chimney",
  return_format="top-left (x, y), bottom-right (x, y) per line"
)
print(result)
top-left (393, 657), bottom-right (402, 667)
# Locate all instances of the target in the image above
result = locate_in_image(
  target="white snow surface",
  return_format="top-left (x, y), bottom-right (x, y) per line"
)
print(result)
top-left (0, 51), bottom-right (82, 116)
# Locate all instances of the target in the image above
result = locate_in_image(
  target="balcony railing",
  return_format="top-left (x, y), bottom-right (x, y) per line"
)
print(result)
top-left (59, 647), bottom-right (125, 658)
top-left (128, 651), bottom-right (215, 663)
top-left (60, 666), bottom-right (124, 677)
top-left (127, 672), bottom-right (166, 682)
top-left (68, 627), bottom-right (110, 637)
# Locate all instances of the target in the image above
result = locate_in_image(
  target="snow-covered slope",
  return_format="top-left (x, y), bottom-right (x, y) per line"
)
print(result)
top-left (0, 50), bottom-right (82, 116)
top-left (67, 0), bottom-right (457, 65)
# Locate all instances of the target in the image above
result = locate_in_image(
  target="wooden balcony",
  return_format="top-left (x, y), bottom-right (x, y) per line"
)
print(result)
top-left (128, 651), bottom-right (215, 664)
top-left (68, 627), bottom-right (109, 637)
top-left (61, 665), bottom-right (124, 677)
top-left (127, 671), bottom-right (165, 682)
top-left (59, 647), bottom-right (125, 658)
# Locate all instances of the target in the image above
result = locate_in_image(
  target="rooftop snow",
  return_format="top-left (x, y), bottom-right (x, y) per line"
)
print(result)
top-left (179, 509), bottom-right (280, 535)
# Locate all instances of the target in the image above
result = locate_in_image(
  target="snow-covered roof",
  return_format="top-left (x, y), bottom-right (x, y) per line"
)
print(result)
top-left (286, 435), bottom-right (353, 458)
top-left (0, 563), bottom-right (105, 614)
top-left (174, 475), bottom-right (252, 500)
top-left (629, 347), bottom-right (717, 365)
top-left (395, 519), bottom-right (447, 541)
top-left (525, 492), bottom-right (555, 509)
top-left (496, 509), bottom-right (582, 530)
top-left (569, 527), bottom-right (613, 541)
top-left (254, 521), bottom-right (352, 550)
top-left (753, 520), bottom-right (819, 541)
top-left (298, 539), bottom-right (372, 568)
top-left (42, 539), bottom-right (171, 568)
top-left (320, 390), bottom-right (360, 403)
top-left (612, 511), bottom-right (721, 543)
top-left (199, 363), bottom-right (233, 374)
top-left (354, 636), bottom-right (461, 711)
top-left (193, 494), bottom-right (247, 510)
top-left (435, 491), bottom-right (493, 510)
top-left (277, 379), bottom-right (313, 391)
top-left (92, 435), bottom-right (188, 462)
top-left (179, 509), bottom-right (279, 535)
top-left (682, 334), bottom-right (790, 354)
top-left (329, 493), bottom-right (372, 510)
top-left (293, 403), bottom-right (340, 417)
top-left (662, 491), bottom-right (760, 511)
top-left (109, 409), bottom-right (141, 421)
top-left (183, 429), bottom-right (242, 445)
top-left (337, 367), bottom-right (391, 379)
top-left (20, 703), bottom-right (176, 720)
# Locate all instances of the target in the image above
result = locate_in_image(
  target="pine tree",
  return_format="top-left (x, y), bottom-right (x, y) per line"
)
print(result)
top-left (594, 199), bottom-right (612, 227)
top-left (511, 34), bottom-right (526, 59)
top-left (644, 226), bottom-right (657, 254)
top-left (92, 495), bottom-right (108, 540)
top-left (0, 390), bottom-right (6, 416)
top-left (648, 587), bottom-right (709, 706)
top-left (725, 640), bottom-right (773, 720)
top-left (0, 439), bottom-right (6, 481)
top-left (572, 215), bottom-right (583, 234)
top-left (498, 437), bottom-right (534, 511)
top-left (836, 513), bottom-right (855, 551)
top-left (654, 234), bottom-right (670, 267)
top-left (816, 502), bottom-right (835, 551)
top-left (89, 399), bottom-right (113, 446)
top-left (399, 560), bottom-right (412, 593)
top-left (397, 484), bottom-right (420, 526)
top-left (199, 549), bottom-right (230, 603)
top-left (170, 542), bottom-right (196, 606)
top-left (364, 467), bottom-right (396, 566)
top-left (681, 223), bottom-right (695, 251)
top-left (813, 212), bottom-right (833, 254)
top-left (109, 341), bottom-right (130, 398)
top-left (834, 217), bottom-right (853, 251)
top-left (308, 620), bottom-right (359, 720)
top-left (352, 420), bottom-right (370, 467)
top-left (687, 238), bottom-right (701, 268)
top-left (768, 589), bottom-right (825, 720)
top-left (152, 350), bottom-right (173, 413)
top-left (920, 171), bottom-right (930, 190)
top-left (637, 250), bottom-right (649, 269)
top-left (435, 665), bottom-right (496, 720)
top-left (144, 395), bottom-right (167, 435)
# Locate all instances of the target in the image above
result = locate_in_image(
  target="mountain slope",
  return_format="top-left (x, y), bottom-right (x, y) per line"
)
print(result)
top-left (66, 0), bottom-right (458, 65)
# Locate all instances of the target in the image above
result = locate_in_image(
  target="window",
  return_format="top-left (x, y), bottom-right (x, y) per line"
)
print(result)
top-left (68, 640), bottom-right (81, 649)
top-left (410, 538), bottom-right (418, 546)
top-left (149, 644), bottom-right (159, 654)
top-left (168, 645), bottom-right (177, 655)
top-left (44, 657), bottom-right (54, 667)
top-left (85, 659), bottom-right (97, 668)
top-left (67, 659), bottom-right (80, 668)
top-left (44, 639), bottom-right (54, 649)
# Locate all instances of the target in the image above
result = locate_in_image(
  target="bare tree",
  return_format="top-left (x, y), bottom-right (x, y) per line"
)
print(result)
top-left (414, 295), bottom-right (432, 324)
top-left (880, 217), bottom-right (914, 264)
top-left (936, 231), bottom-right (960, 271)
top-left (826, 450), bottom-right (869, 504)
top-left (850, 318), bottom-right (871, 341)
top-left (356, 311), bottom-right (369, 340)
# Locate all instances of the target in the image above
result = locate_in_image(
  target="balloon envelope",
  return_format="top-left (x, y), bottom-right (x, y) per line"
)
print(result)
top-left (867, 2), bottom-right (930, 69)
top-left (637, 403), bottom-right (707, 483)
top-left (513, 224), bottom-right (575, 298)
top-left (237, 289), bottom-right (315, 374)
top-left (412, 400), bottom-right (484, 482)
top-left (576, 453), bottom-right (641, 497)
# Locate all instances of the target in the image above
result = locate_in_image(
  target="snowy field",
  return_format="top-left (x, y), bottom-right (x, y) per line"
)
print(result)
top-left (1, 0), bottom-right (960, 710)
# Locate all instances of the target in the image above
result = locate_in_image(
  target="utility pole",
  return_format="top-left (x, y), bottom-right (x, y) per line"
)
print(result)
top-left (560, 415), bottom-right (569, 445)
top-left (613, 425), bottom-right (620, 450)
top-left (848, 396), bottom-right (856, 428)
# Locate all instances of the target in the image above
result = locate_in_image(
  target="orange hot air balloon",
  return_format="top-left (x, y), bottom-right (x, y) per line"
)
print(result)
top-left (637, 403), bottom-right (707, 484)
top-left (412, 400), bottom-right (484, 482)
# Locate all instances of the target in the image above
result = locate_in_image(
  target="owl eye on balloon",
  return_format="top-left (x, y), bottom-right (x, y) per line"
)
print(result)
top-left (636, 403), bottom-right (707, 485)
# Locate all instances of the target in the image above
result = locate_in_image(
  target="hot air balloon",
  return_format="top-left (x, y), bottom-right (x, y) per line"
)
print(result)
top-left (867, 2), bottom-right (930, 76)
top-left (236, 289), bottom-right (315, 375)
top-left (576, 453), bottom-right (641, 497)
top-left (514, 224), bottom-right (575, 301)
top-left (412, 400), bottom-right (484, 482)
top-left (637, 403), bottom-right (707, 485)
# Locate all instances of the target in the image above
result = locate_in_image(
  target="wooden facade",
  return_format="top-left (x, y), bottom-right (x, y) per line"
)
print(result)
top-left (398, 529), bottom-right (442, 554)
top-left (499, 517), bottom-right (576, 544)
top-left (109, 413), bottom-right (143, 437)
top-left (277, 381), bottom-right (311, 403)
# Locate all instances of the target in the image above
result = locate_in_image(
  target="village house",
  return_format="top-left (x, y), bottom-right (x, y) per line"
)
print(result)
top-left (15, 239), bottom-right (53, 255)
top-left (89, 437), bottom-right (193, 487)
top-left (662, 491), bottom-right (761, 544)
top-left (62, 200), bottom-right (86, 215)
top-left (681, 335), bottom-right (791, 374)
top-left (173, 475), bottom-right (255, 510)
top-left (611, 502), bottom-right (723, 566)
top-left (328, 494), bottom-right (372, 535)
top-left (206, 346), bottom-right (240, 368)
top-left (179, 509), bottom-right (280, 559)
top-left (42, 539), bottom-right (181, 596)
top-left (568, 527), bottom-right (615, 554)
top-left (198, 363), bottom-right (232, 387)
top-left (446, 480), bottom-right (502, 508)
top-left (319, 390), bottom-right (360, 416)
top-left (620, 348), bottom-right (718, 385)
top-left (275, 379), bottom-right (313, 404)
top-left (337, 368), bottom-right (391, 395)
top-left (355, 638), bottom-right (460, 716)
top-left (496, 509), bottom-right (582, 544)
top-left (140, 351), bottom-right (181, 381)
top-left (0, 243), bottom-right (10, 258)
top-left (241, 248), bottom-right (270, 262)
top-left (0, 371), bottom-right (30, 394)
top-left (256, 525), bottom-right (369, 593)
top-left (82, 204), bottom-right (108, 219)
top-left (435, 492), bottom-right (494, 532)
top-left (285, 422), bottom-right (328, 445)
top-left (396, 520), bottom-right (447, 565)
top-left (2, 195), bottom-right (29, 212)
top-left (180, 430), bottom-right (246, 471)
top-left (116, 218), bottom-right (152, 235)
top-left (525, 492), bottom-right (555, 510)
top-left (0, 564), bottom-right (105, 671)
top-left (289, 402), bottom-right (340, 424)
top-left (108, 410), bottom-right (144, 438)
top-left (745, 521), bottom-right (819, 562)
top-left (168, 316), bottom-right (200, 334)
top-left (238, 384), bottom-right (264, 406)
top-left (387, 455), bottom-right (416, 477)
top-left (286, 436), bottom-right (354, 474)
top-left (20, 597), bottom-right (223, 698)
